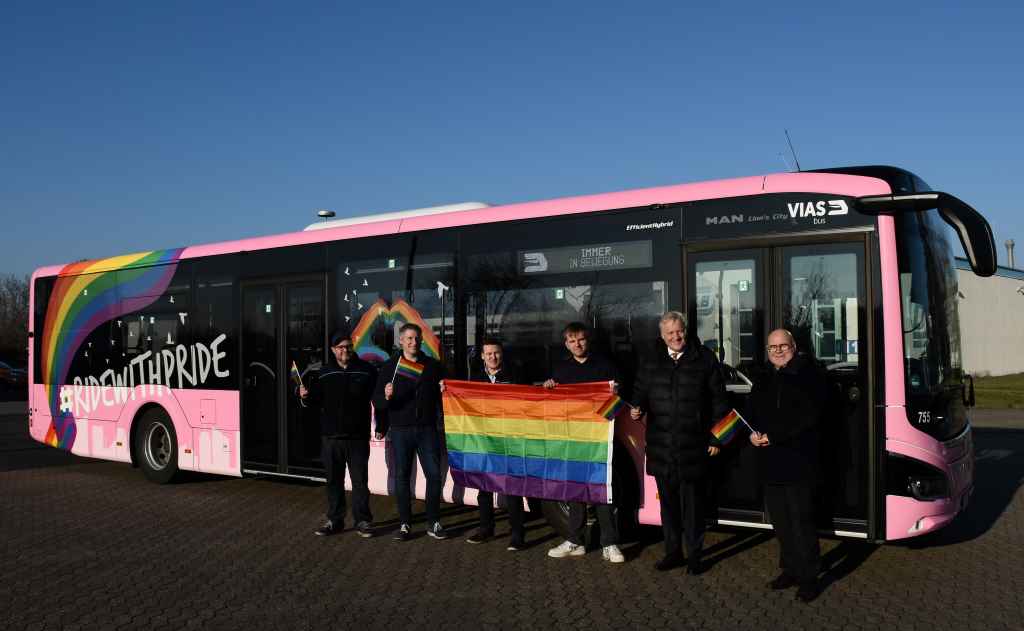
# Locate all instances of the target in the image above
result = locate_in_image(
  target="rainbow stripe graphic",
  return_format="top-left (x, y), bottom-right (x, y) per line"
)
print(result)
top-left (442, 380), bottom-right (614, 504)
top-left (350, 298), bottom-right (442, 362)
top-left (394, 356), bottom-right (425, 381)
top-left (710, 408), bottom-right (749, 445)
top-left (596, 393), bottom-right (627, 420)
top-left (40, 249), bottom-right (184, 450)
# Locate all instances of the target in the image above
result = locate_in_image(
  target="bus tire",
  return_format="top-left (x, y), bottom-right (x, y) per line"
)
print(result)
top-left (541, 499), bottom-right (574, 540)
top-left (134, 408), bottom-right (179, 484)
top-left (540, 445), bottom-right (640, 543)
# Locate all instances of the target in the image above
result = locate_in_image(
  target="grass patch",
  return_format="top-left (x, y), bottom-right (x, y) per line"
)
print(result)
top-left (974, 372), bottom-right (1024, 409)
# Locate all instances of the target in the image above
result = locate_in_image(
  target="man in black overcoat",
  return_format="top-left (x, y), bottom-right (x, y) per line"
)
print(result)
top-left (749, 328), bottom-right (826, 603)
top-left (631, 311), bottom-right (729, 575)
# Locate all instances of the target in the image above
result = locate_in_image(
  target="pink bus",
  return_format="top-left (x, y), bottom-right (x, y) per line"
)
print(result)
top-left (27, 165), bottom-right (995, 542)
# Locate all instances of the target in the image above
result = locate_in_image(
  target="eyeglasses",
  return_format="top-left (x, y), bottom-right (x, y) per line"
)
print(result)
top-left (335, 345), bottom-right (354, 352)
top-left (766, 344), bottom-right (792, 353)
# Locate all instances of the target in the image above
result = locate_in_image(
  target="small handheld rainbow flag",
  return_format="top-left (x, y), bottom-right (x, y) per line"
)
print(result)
top-left (393, 355), bottom-right (425, 382)
top-left (290, 361), bottom-right (304, 388)
top-left (596, 394), bottom-right (627, 420)
top-left (710, 408), bottom-right (754, 445)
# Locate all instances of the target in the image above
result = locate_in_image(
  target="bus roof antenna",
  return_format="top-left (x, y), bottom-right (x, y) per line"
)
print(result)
top-left (784, 129), bottom-right (802, 172)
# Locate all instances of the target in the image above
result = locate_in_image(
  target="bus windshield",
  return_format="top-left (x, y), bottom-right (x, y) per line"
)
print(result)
top-left (895, 210), bottom-right (963, 396)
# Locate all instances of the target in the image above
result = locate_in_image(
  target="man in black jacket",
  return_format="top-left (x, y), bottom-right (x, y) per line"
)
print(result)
top-left (631, 311), bottom-right (729, 575)
top-left (749, 328), bottom-right (826, 603)
top-left (464, 338), bottom-right (527, 550)
top-left (373, 323), bottom-right (448, 541)
top-left (543, 322), bottom-right (624, 564)
top-left (299, 331), bottom-right (378, 538)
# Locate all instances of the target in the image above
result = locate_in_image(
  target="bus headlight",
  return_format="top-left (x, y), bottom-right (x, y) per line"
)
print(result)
top-left (886, 453), bottom-right (951, 501)
top-left (907, 475), bottom-right (949, 501)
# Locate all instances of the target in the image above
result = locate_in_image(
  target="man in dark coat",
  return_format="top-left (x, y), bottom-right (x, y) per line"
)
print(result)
top-left (464, 337), bottom-right (527, 550)
top-left (543, 322), bottom-right (624, 563)
top-left (749, 328), bottom-right (826, 603)
top-left (373, 323), bottom-right (448, 541)
top-left (299, 331), bottom-right (378, 538)
top-left (631, 311), bottom-right (729, 575)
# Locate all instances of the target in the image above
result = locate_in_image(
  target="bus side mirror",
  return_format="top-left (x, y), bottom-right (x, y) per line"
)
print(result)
top-left (964, 374), bottom-right (976, 408)
top-left (856, 192), bottom-right (998, 277)
top-left (936, 196), bottom-right (997, 278)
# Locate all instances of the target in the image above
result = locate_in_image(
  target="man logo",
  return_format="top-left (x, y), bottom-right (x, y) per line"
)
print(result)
top-left (706, 214), bottom-right (744, 225)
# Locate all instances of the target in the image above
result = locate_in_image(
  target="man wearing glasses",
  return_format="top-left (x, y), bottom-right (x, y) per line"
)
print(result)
top-left (299, 331), bottom-right (379, 538)
top-left (748, 329), bottom-right (827, 603)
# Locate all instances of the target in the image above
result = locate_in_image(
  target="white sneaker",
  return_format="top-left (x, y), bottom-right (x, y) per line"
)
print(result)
top-left (602, 545), bottom-right (625, 563)
top-left (548, 540), bottom-right (585, 558)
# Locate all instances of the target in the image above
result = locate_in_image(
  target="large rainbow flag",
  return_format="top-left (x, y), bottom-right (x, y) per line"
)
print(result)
top-left (442, 380), bottom-right (615, 504)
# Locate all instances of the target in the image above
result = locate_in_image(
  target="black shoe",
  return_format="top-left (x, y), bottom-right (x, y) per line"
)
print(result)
top-left (654, 554), bottom-right (685, 572)
top-left (768, 573), bottom-right (799, 590)
top-left (686, 559), bottom-right (705, 576)
top-left (314, 520), bottom-right (340, 536)
top-left (795, 581), bottom-right (820, 603)
top-left (506, 538), bottom-right (525, 552)
top-left (466, 529), bottom-right (494, 544)
top-left (427, 521), bottom-right (448, 540)
top-left (355, 521), bottom-right (374, 538)
top-left (393, 523), bottom-right (412, 541)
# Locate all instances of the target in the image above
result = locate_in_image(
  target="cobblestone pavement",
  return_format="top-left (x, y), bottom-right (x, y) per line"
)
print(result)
top-left (2, 408), bottom-right (1022, 631)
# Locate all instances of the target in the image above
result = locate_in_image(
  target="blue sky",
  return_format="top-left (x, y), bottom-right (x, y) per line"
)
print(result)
top-left (3, 1), bottom-right (1022, 277)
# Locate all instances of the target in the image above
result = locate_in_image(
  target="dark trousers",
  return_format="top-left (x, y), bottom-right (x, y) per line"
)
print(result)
top-left (567, 502), bottom-right (618, 547)
top-left (322, 437), bottom-right (372, 526)
top-left (390, 425), bottom-right (443, 526)
top-left (764, 483), bottom-right (821, 583)
top-left (655, 474), bottom-right (706, 561)
top-left (478, 491), bottom-right (525, 542)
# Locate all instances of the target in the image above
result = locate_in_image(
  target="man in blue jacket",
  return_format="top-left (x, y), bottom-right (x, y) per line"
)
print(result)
top-left (299, 331), bottom-right (378, 538)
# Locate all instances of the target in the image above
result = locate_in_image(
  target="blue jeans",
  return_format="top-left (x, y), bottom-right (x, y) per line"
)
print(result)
top-left (390, 424), bottom-right (443, 525)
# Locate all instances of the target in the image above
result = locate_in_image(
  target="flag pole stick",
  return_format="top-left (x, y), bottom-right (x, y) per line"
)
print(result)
top-left (734, 410), bottom-right (756, 433)
top-left (390, 356), bottom-right (401, 385)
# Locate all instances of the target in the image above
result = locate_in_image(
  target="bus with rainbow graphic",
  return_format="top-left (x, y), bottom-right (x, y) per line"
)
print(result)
top-left (27, 166), bottom-right (995, 542)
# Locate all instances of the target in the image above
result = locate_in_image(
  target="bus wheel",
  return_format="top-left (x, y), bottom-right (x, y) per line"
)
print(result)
top-left (135, 408), bottom-right (179, 484)
top-left (541, 499), bottom-right (574, 540)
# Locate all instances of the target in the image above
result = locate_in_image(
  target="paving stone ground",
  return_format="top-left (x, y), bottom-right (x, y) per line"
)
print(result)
top-left (2, 405), bottom-right (1022, 630)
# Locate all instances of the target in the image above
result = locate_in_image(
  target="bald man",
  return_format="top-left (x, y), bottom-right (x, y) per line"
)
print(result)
top-left (748, 328), bottom-right (827, 603)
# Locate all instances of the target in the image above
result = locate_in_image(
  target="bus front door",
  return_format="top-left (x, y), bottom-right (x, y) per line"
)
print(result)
top-left (688, 240), bottom-right (870, 536)
top-left (688, 250), bottom-right (767, 525)
top-left (241, 278), bottom-right (326, 478)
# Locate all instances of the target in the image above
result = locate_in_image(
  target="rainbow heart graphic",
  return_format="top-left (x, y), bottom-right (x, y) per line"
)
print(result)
top-left (350, 298), bottom-right (441, 362)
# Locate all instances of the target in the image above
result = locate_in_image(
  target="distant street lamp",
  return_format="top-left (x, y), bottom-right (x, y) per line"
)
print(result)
top-left (317, 209), bottom-right (336, 224)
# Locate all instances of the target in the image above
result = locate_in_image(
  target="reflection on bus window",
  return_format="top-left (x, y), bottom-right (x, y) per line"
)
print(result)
top-left (694, 259), bottom-right (756, 372)
top-left (785, 252), bottom-right (860, 367)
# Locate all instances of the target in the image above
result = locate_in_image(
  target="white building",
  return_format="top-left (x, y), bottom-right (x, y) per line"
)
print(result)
top-left (957, 258), bottom-right (1024, 376)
